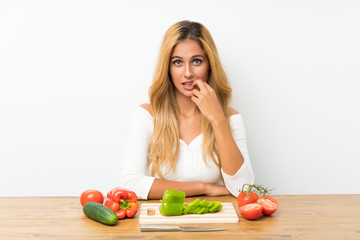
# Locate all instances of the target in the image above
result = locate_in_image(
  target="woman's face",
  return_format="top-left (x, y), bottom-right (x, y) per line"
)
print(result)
top-left (169, 39), bottom-right (210, 98)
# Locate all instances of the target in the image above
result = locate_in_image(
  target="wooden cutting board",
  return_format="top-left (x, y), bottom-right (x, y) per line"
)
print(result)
top-left (139, 202), bottom-right (239, 224)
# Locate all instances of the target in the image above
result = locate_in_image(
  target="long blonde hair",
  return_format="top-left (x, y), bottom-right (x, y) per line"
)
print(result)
top-left (148, 20), bottom-right (232, 178)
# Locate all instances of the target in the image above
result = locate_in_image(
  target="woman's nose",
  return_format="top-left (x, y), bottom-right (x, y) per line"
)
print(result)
top-left (184, 64), bottom-right (193, 79)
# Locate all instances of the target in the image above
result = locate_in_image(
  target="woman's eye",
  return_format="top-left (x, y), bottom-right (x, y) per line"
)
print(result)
top-left (193, 59), bottom-right (202, 65)
top-left (173, 60), bottom-right (182, 65)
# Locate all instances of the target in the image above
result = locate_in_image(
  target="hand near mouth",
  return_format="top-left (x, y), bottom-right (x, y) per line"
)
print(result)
top-left (191, 80), bottom-right (226, 125)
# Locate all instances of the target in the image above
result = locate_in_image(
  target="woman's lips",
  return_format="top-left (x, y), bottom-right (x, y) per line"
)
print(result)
top-left (182, 82), bottom-right (194, 90)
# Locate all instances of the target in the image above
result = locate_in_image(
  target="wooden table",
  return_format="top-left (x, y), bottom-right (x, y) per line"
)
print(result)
top-left (1, 194), bottom-right (359, 239)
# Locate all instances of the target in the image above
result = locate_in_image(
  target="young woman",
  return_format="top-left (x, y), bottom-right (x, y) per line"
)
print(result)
top-left (119, 20), bottom-right (254, 200)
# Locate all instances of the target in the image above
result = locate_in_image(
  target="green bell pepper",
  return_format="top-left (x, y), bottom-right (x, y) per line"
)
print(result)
top-left (182, 198), bottom-right (223, 214)
top-left (159, 189), bottom-right (223, 216)
top-left (159, 189), bottom-right (185, 216)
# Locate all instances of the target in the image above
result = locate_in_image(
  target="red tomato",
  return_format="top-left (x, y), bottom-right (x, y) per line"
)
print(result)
top-left (80, 190), bottom-right (104, 206)
top-left (237, 191), bottom-right (259, 207)
top-left (239, 203), bottom-right (262, 220)
top-left (257, 195), bottom-right (279, 216)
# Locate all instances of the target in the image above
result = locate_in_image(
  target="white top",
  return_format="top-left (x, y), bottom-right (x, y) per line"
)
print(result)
top-left (119, 106), bottom-right (255, 200)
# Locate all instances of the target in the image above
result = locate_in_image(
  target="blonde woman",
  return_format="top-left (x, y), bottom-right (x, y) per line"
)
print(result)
top-left (119, 20), bottom-right (254, 200)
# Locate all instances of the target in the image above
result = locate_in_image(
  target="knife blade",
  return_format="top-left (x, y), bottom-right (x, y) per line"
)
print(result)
top-left (140, 224), bottom-right (226, 232)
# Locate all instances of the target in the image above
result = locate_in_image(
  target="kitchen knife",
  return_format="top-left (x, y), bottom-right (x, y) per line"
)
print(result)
top-left (140, 224), bottom-right (226, 232)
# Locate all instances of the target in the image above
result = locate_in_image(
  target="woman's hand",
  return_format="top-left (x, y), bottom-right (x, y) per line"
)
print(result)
top-left (204, 183), bottom-right (231, 197)
top-left (191, 80), bottom-right (226, 125)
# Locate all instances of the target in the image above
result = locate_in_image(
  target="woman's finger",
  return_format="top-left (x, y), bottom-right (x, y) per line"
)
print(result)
top-left (192, 80), bottom-right (208, 92)
top-left (191, 95), bottom-right (199, 104)
top-left (192, 88), bottom-right (201, 98)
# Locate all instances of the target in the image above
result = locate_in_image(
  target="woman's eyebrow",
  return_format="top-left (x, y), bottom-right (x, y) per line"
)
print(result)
top-left (191, 54), bottom-right (205, 58)
top-left (170, 54), bottom-right (205, 60)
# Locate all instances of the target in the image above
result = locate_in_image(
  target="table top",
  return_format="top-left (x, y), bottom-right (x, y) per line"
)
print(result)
top-left (1, 194), bottom-right (359, 239)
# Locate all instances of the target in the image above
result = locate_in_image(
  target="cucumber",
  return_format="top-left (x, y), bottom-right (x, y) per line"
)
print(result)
top-left (83, 202), bottom-right (118, 226)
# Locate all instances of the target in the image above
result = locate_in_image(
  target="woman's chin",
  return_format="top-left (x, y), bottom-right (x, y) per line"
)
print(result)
top-left (175, 90), bottom-right (194, 100)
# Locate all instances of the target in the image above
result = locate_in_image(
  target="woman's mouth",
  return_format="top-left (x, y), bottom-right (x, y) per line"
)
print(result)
top-left (182, 82), bottom-right (194, 90)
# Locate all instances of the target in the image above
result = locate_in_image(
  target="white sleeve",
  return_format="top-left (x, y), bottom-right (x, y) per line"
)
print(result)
top-left (221, 114), bottom-right (255, 197)
top-left (118, 106), bottom-right (155, 200)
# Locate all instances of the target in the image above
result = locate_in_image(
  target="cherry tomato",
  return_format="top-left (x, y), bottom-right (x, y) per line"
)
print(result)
top-left (237, 191), bottom-right (259, 207)
top-left (257, 195), bottom-right (279, 215)
top-left (239, 203), bottom-right (262, 220)
top-left (80, 190), bottom-right (104, 207)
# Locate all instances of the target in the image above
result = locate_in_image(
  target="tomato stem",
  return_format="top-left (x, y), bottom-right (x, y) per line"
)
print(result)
top-left (240, 184), bottom-right (274, 198)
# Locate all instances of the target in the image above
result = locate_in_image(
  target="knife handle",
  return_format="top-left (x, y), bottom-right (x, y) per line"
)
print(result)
top-left (140, 225), bottom-right (181, 232)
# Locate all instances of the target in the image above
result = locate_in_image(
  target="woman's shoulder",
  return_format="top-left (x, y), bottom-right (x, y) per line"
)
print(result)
top-left (139, 103), bottom-right (153, 117)
top-left (229, 107), bottom-right (244, 123)
top-left (229, 107), bottom-right (240, 116)
top-left (128, 104), bottom-right (153, 127)
top-left (229, 107), bottom-right (245, 129)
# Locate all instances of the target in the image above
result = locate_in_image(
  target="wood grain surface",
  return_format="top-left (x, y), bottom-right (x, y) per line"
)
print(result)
top-left (0, 195), bottom-right (360, 239)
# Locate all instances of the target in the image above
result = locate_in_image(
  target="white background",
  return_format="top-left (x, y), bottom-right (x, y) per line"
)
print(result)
top-left (1, 0), bottom-right (359, 196)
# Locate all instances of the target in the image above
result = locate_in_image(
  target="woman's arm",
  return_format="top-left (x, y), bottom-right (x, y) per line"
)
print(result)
top-left (191, 80), bottom-right (244, 175)
top-left (148, 179), bottom-right (229, 200)
top-left (210, 109), bottom-right (244, 175)
top-left (191, 80), bottom-right (255, 196)
top-left (118, 106), bottom-right (155, 200)
top-left (220, 113), bottom-right (255, 196)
